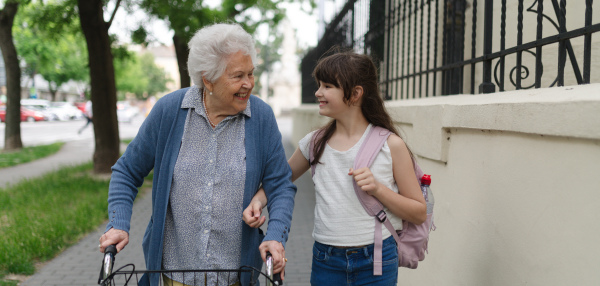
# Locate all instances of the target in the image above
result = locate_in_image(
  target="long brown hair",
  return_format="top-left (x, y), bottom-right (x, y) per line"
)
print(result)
top-left (310, 51), bottom-right (413, 166)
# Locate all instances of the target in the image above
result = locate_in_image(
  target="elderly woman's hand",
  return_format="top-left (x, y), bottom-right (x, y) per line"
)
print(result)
top-left (259, 240), bottom-right (286, 279)
top-left (99, 228), bottom-right (129, 253)
top-left (243, 188), bottom-right (267, 228)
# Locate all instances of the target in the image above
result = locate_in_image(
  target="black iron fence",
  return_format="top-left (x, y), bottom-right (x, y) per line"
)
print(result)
top-left (301, 0), bottom-right (600, 103)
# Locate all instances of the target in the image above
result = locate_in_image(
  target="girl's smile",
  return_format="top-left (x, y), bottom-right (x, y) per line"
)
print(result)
top-left (315, 81), bottom-right (345, 117)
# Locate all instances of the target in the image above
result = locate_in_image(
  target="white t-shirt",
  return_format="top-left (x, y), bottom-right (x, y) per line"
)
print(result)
top-left (299, 124), bottom-right (404, 246)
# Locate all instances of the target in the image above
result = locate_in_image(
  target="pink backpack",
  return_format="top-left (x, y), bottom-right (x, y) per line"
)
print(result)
top-left (310, 126), bottom-right (435, 275)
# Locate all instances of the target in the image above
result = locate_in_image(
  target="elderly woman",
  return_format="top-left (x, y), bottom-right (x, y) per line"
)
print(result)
top-left (98, 23), bottom-right (296, 286)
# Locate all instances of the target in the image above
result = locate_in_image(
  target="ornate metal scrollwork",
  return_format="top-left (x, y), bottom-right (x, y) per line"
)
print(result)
top-left (494, 50), bottom-right (542, 90)
top-left (493, 0), bottom-right (569, 89)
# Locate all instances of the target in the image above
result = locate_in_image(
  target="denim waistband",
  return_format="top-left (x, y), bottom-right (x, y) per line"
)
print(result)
top-left (314, 236), bottom-right (395, 256)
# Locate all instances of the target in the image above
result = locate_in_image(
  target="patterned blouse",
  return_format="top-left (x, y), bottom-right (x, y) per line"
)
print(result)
top-left (162, 86), bottom-right (251, 285)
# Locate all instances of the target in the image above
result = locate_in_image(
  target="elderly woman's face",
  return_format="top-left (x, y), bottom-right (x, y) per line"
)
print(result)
top-left (206, 51), bottom-right (255, 115)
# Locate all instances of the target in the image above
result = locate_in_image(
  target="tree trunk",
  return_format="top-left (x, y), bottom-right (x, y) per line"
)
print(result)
top-left (77, 0), bottom-right (120, 174)
top-left (49, 83), bottom-right (57, 101)
top-left (173, 33), bottom-right (191, 88)
top-left (0, 2), bottom-right (23, 151)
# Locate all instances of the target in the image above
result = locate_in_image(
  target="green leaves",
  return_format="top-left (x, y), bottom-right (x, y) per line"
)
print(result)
top-left (13, 1), bottom-right (89, 95)
top-left (114, 51), bottom-right (171, 100)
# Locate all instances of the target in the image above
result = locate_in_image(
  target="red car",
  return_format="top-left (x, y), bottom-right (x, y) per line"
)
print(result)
top-left (0, 105), bottom-right (47, 122)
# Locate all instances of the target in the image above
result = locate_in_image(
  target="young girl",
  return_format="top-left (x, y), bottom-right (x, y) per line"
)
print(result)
top-left (244, 51), bottom-right (426, 285)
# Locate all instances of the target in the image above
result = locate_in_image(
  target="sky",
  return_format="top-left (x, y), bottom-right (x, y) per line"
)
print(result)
top-left (109, 0), bottom-right (348, 50)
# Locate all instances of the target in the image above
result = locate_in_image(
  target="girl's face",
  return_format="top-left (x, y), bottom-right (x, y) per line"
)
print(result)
top-left (315, 80), bottom-right (347, 118)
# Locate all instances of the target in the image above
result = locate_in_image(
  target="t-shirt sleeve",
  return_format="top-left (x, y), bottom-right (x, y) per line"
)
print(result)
top-left (298, 130), bottom-right (318, 160)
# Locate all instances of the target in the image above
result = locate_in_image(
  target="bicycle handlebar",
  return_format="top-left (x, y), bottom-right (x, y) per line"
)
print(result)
top-left (265, 252), bottom-right (283, 286)
top-left (98, 245), bottom-right (117, 285)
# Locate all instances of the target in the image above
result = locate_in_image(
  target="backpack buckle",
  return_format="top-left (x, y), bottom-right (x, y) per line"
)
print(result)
top-left (376, 210), bottom-right (387, 222)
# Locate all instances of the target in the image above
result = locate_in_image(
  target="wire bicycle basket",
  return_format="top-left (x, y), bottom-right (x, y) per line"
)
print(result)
top-left (99, 245), bottom-right (282, 286)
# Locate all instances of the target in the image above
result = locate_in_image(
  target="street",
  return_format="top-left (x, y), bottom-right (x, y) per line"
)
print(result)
top-left (0, 115), bottom-right (145, 149)
top-left (0, 114), bottom-right (294, 150)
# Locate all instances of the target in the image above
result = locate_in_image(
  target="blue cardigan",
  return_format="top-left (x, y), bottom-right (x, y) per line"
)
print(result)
top-left (106, 87), bottom-right (297, 286)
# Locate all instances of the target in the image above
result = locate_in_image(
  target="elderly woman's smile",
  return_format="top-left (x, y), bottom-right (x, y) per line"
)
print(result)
top-left (204, 51), bottom-right (255, 117)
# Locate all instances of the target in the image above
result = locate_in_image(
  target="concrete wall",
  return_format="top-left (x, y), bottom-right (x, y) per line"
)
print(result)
top-left (290, 83), bottom-right (600, 285)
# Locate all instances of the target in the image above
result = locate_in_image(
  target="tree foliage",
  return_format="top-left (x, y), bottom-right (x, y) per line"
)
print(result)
top-left (13, 1), bottom-right (88, 100)
top-left (114, 49), bottom-right (171, 100)
top-left (136, 0), bottom-right (289, 88)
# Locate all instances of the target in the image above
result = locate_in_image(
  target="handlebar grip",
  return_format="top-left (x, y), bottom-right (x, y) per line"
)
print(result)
top-left (105, 244), bottom-right (117, 255)
top-left (273, 272), bottom-right (283, 285)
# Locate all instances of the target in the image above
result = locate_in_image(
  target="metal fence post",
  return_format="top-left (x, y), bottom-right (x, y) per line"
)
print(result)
top-left (479, 0), bottom-right (495, 93)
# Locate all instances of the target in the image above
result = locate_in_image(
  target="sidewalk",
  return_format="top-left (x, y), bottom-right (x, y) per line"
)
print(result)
top-left (0, 139), bottom-right (94, 188)
top-left (13, 117), bottom-right (315, 286)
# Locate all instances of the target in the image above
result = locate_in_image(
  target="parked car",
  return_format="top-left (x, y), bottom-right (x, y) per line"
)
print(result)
top-left (21, 99), bottom-right (59, 121)
top-left (50, 101), bottom-right (83, 120)
top-left (28, 106), bottom-right (58, 121)
top-left (0, 105), bottom-right (47, 122)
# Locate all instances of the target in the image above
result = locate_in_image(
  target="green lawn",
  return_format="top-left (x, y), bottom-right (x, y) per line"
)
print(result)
top-left (0, 162), bottom-right (110, 276)
top-left (0, 142), bottom-right (64, 169)
top-left (0, 140), bottom-right (150, 285)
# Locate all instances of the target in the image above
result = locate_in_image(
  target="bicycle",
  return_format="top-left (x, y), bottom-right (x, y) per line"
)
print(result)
top-left (99, 245), bottom-right (283, 286)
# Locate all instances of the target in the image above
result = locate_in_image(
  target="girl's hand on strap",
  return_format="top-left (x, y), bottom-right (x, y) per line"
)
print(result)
top-left (349, 167), bottom-right (382, 196)
top-left (242, 188), bottom-right (267, 228)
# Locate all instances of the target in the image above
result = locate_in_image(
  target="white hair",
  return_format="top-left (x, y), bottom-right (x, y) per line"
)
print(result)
top-left (187, 23), bottom-right (257, 88)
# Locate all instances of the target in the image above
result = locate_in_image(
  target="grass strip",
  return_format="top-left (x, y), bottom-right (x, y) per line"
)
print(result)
top-left (0, 279), bottom-right (18, 286)
top-left (0, 142), bottom-right (64, 169)
top-left (0, 141), bottom-right (151, 284)
top-left (0, 162), bottom-right (110, 277)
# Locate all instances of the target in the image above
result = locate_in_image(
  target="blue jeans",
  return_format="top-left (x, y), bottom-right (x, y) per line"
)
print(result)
top-left (310, 236), bottom-right (399, 286)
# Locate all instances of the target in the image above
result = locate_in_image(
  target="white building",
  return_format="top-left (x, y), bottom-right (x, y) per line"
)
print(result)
top-left (263, 19), bottom-right (301, 117)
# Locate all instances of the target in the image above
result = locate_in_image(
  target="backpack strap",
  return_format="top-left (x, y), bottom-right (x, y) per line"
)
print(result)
top-left (352, 126), bottom-right (391, 216)
top-left (351, 126), bottom-right (393, 275)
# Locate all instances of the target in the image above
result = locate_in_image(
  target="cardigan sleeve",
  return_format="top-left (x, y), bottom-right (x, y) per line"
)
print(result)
top-left (105, 95), bottom-right (169, 233)
top-left (259, 107), bottom-right (297, 247)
